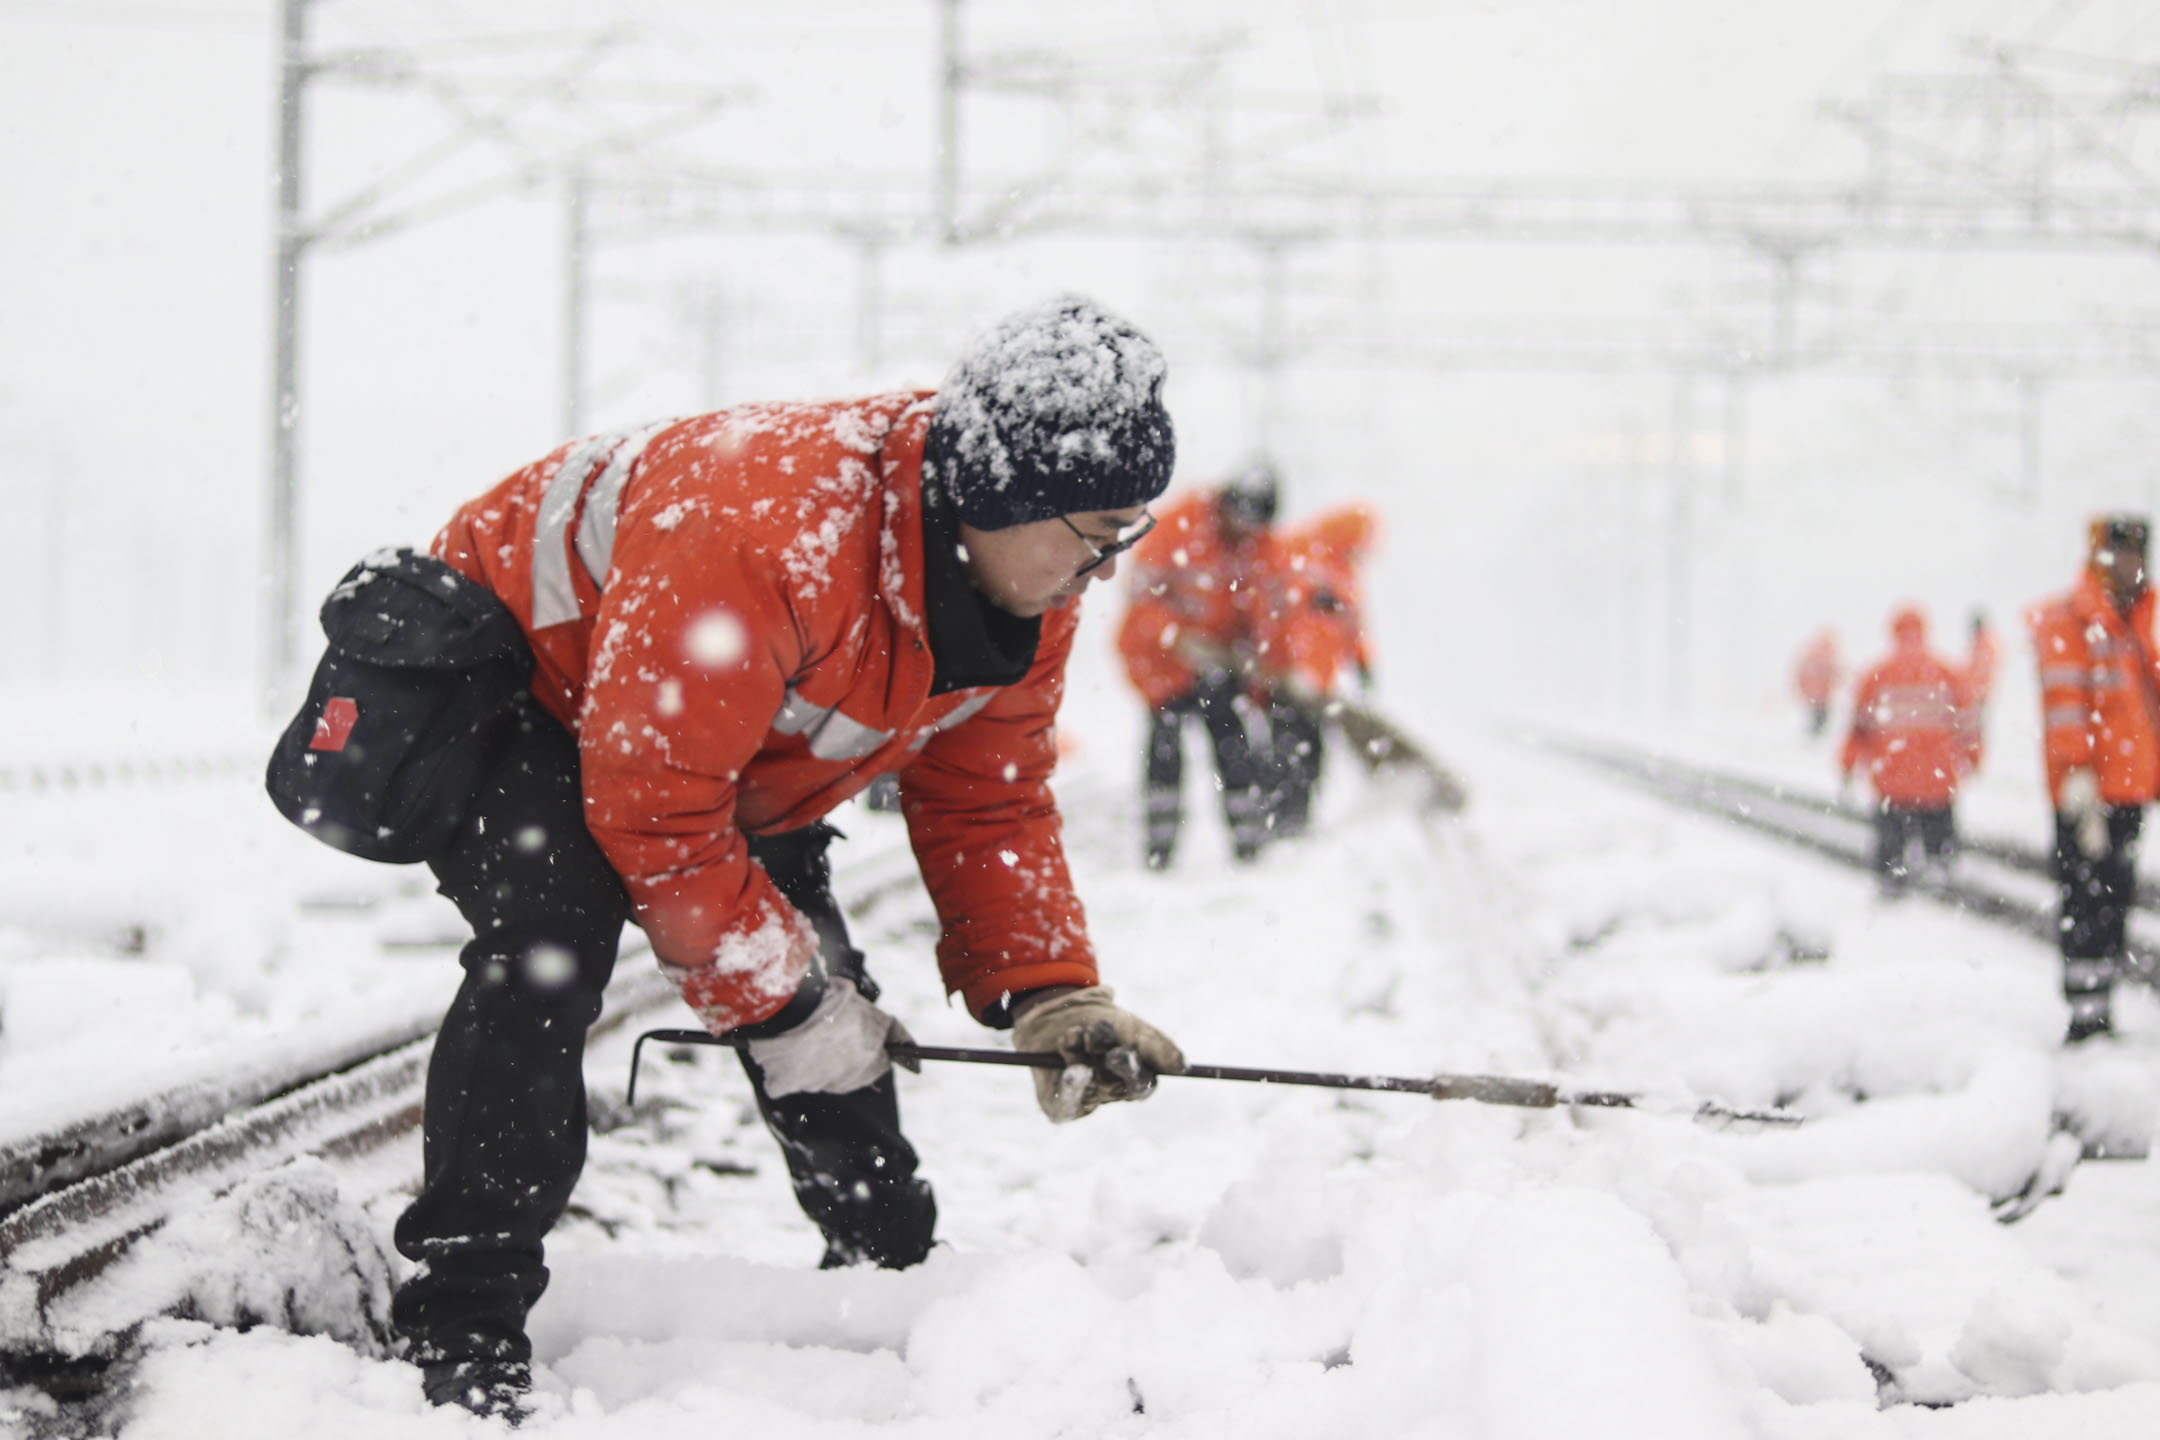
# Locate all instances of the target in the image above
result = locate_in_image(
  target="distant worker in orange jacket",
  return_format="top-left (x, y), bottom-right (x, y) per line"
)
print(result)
top-left (1839, 606), bottom-right (1980, 895)
top-left (1250, 502), bottom-right (1379, 839)
top-left (1795, 629), bottom-right (1840, 737)
top-left (1117, 461), bottom-right (1280, 868)
top-left (2029, 514), bottom-right (2160, 1042)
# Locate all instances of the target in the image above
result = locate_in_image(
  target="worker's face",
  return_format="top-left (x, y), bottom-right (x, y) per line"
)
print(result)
top-left (959, 506), bottom-right (1151, 618)
top-left (2099, 540), bottom-right (2148, 600)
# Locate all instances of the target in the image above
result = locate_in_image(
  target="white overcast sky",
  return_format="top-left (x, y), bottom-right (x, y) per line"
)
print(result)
top-left (1, 0), bottom-right (2155, 711)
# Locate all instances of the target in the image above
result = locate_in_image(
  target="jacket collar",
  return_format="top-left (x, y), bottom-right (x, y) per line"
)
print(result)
top-left (2072, 570), bottom-right (2151, 633)
top-left (876, 399), bottom-right (1042, 696)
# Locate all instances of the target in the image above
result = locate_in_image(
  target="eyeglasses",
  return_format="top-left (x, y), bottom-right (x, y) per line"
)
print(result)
top-left (1062, 508), bottom-right (1157, 578)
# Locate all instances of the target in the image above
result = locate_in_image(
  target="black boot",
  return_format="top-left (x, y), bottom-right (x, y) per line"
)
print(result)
top-left (742, 1061), bottom-right (937, 1269)
top-left (739, 828), bottom-right (939, 1269)
top-left (2065, 956), bottom-right (2115, 1043)
top-left (421, 1356), bottom-right (531, 1425)
top-left (1143, 782), bottom-right (1179, 870)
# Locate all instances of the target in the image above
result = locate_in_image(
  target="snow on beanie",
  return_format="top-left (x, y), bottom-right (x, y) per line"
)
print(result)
top-left (924, 295), bottom-right (1176, 530)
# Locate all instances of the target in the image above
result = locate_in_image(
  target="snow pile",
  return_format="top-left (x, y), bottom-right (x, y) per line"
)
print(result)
top-left (57, 1159), bottom-right (395, 1354)
top-left (6, 667), bottom-right (2160, 1434)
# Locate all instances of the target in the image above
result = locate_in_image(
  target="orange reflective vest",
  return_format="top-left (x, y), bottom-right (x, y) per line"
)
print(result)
top-left (1251, 504), bottom-right (1377, 701)
top-left (1116, 489), bottom-right (1267, 709)
top-left (1839, 645), bottom-right (1978, 807)
top-left (1795, 632), bottom-right (1839, 708)
top-left (2029, 574), bottom-right (2160, 807)
top-left (432, 393), bottom-right (1096, 1030)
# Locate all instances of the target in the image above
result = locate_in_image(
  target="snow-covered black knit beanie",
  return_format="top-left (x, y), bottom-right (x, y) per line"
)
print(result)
top-left (924, 295), bottom-right (1176, 530)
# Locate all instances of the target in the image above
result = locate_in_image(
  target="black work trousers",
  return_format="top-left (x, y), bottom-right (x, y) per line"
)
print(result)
top-left (1261, 697), bottom-right (1326, 840)
top-left (2055, 804), bottom-right (2144, 1037)
top-left (1872, 803), bottom-right (1955, 891)
top-left (390, 700), bottom-right (933, 1369)
top-left (1142, 670), bottom-right (1266, 867)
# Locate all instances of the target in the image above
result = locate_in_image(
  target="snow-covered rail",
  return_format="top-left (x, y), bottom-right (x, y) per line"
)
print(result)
top-left (0, 755), bottom-right (255, 794)
top-left (1570, 744), bottom-right (2160, 913)
top-left (0, 820), bottom-right (930, 1376)
top-left (1547, 738), bottom-right (2160, 987)
top-left (0, 968), bottom-right (679, 1365)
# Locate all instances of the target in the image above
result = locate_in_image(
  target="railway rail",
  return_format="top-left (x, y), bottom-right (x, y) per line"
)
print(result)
top-left (0, 802), bottom-right (938, 1393)
top-left (1548, 737), bottom-right (2160, 986)
top-left (0, 750), bottom-right (2136, 1409)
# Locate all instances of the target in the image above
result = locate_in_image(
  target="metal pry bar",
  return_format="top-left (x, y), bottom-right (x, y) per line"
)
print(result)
top-left (624, 1029), bottom-right (1802, 1127)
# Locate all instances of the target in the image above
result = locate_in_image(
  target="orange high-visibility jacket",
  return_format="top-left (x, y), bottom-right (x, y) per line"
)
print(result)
top-left (1252, 504), bottom-right (1378, 701)
top-left (1839, 620), bottom-right (1979, 808)
top-left (1116, 488), bottom-right (1267, 709)
top-left (432, 392), bottom-right (1096, 1031)
top-left (1794, 631), bottom-right (1839, 707)
top-left (2029, 573), bottom-right (2160, 807)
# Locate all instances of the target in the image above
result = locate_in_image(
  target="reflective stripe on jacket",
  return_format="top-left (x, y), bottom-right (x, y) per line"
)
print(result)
top-left (432, 392), bottom-right (1096, 1029)
top-left (1839, 649), bottom-right (1978, 807)
top-left (2028, 573), bottom-right (2160, 807)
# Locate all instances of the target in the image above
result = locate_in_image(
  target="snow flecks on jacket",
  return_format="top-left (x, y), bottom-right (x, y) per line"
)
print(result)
top-left (829, 405), bottom-right (888, 456)
top-left (650, 498), bottom-right (701, 532)
top-left (778, 457), bottom-right (880, 604)
top-left (663, 900), bottom-right (816, 1034)
top-left (435, 391), bottom-right (1101, 1031)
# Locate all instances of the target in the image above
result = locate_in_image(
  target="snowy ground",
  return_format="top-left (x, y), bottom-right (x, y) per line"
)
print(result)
top-left (3, 646), bottom-right (2160, 1438)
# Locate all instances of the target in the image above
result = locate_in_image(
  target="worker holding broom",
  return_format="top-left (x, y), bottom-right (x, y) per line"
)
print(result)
top-left (265, 297), bottom-right (1187, 1420)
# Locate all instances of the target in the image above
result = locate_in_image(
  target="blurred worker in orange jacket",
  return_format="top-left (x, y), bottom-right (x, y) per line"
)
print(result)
top-left (1839, 606), bottom-right (1981, 896)
top-left (1249, 502), bottom-right (1379, 839)
top-left (1117, 460), bottom-right (1279, 868)
top-left (2029, 514), bottom-right (2160, 1042)
top-left (1794, 629), bottom-right (1840, 737)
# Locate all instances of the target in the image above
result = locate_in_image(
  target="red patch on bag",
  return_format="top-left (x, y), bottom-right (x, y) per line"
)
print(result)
top-left (310, 696), bottom-right (359, 752)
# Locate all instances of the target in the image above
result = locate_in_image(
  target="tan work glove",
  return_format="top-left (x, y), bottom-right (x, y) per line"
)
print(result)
top-left (1011, 986), bottom-right (1186, 1123)
top-left (2059, 767), bottom-right (2109, 861)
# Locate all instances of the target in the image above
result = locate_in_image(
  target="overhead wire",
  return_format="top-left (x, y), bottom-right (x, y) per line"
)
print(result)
top-left (1761, 0), bottom-right (1936, 178)
top-left (0, 0), bottom-right (261, 28)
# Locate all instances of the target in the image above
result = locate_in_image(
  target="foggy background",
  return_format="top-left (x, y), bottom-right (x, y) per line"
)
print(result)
top-left (3, 0), bottom-right (2158, 738)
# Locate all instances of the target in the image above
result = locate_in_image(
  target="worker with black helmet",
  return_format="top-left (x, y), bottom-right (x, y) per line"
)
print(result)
top-left (2029, 513), bottom-right (2160, 1042)
top-left (1116, 459), bottom-right (1281, 868)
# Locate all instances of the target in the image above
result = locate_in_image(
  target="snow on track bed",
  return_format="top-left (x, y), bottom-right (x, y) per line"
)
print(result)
top-left (0, 799), bottom-right (927, 1378)
top-left (11, 701), bottom-right (2160, 1433)
top-left (1539, 735), bottom-right (2160, 985)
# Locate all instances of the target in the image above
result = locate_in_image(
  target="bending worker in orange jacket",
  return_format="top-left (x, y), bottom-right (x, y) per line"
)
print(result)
top-left (2030, 514), bottom-right (2160, 1042)
top-left (267, 298), bottom-right (1187, 1419)
top-left (1116, 461), bottom-right (1280, 868)
top-left (1840, 607), bottom-right (1981, 895)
